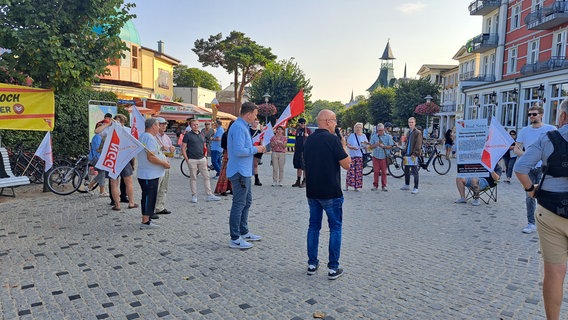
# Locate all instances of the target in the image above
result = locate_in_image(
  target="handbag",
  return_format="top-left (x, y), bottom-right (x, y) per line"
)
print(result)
top-left (354, 133), bottom-right (368, 159)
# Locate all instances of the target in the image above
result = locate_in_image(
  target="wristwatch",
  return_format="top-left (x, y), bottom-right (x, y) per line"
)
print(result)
top-left (524, 185), bottom-right (535, 192)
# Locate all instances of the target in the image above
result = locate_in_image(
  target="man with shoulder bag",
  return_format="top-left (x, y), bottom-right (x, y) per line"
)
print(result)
top-left (368, 123), bottom-right (395, 191)
top-left (514, 99), bottom-right (568, 320)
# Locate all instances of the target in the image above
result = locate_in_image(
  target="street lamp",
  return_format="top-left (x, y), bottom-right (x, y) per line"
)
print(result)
top-left (489, 91), bottom-right (497, 118)
top-left (424, 95), bottom-right (433, 136)
top-left (537, 84), bottom-right (546, 104)
top-left (263, 92), bottom-right (271, 124)
top-left (511, 88), bottom-right (518, 102)
top-left (472, 94), bottom-right (479, 119)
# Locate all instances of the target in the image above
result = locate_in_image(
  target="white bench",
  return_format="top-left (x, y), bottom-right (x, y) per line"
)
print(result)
top-left (0, 147), bottom-right (30, 197)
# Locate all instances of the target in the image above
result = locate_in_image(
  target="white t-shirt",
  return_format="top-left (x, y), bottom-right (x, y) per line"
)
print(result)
top-left (347, 133), bottom-right (369, 157)
top-left (517, 123), bottom-right (556, 167)
top-left (137, 132), bottom-right (165, 180)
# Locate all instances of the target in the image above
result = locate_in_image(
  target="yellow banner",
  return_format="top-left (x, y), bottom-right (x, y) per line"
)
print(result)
top-left (0, 83), bottom-right (55, 131)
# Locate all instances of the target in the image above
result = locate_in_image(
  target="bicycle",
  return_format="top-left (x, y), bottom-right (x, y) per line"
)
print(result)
top-left (362, 147), bottom-right (405, 178)
top-left (417, 141), bottom-right (451, 175)
top-left (7, 142), bottom-right (45, 184)
top-left (180, 158), bottom-right (211, 178)
top-left (47, 155), bottom-right (99, 195)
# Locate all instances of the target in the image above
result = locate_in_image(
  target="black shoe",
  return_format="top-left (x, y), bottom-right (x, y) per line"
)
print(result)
top-left (120, 198), bottom-right (129, 203)
top-left (110, 202), bottom-right (116, 206)
top-left (328, 268), bottom-right (344, 280)
top-left (150, 214), bottom-right (159, 220)
top-left (156, 209), bottom-right (171, 215)
top-left (255, 180), bottom-right (262, 186)
top-left (307, 264), bottom-right (319, 275)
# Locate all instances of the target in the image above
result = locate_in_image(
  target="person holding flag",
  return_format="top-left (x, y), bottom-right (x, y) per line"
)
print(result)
top-left (270, 126), bottom-right (287, 186)
top-left (137, 118), bottom-right (171, 229)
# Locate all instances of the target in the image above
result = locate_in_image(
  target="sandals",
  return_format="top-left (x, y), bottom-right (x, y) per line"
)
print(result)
top-left (111, 206), bottom-right (121, 211)
top-left (128, 204), bottom-right (139, 209)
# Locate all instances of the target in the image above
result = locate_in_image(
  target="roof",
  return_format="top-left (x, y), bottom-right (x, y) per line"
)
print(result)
top-left (380, 41), bottom-right (395, 60)
top-left (119, 20), bottom-right (141, 45)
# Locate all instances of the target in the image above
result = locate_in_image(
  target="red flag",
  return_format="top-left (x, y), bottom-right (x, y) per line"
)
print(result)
top-left (274, 90), bottom-right (305, 128)
top-left (129, 105), bottom-right (145, 140)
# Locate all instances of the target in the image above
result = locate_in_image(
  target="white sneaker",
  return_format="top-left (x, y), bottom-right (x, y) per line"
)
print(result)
top-left (471, 199), bottom-right (481, 206)
top-left (206, 194), bottom-right (220, 202)
top-left (454, 198), bottom-right (467, 204)
top-left (229, 237), bottom-right (253, 249)
top-left (371, 187), bottom-right (378, 191)
top-left (522, 223), bottom-right (537, 234)
top-left (140, 221), bottom-right (159, 229)
top-left (411, 188), bottom-right (419, 194)
top-left (400, 185), bottom-right (410, 191)
top-left (242, 232), bottom-right (262, 241)
top-left (191, 195), bottom-right (198, 203)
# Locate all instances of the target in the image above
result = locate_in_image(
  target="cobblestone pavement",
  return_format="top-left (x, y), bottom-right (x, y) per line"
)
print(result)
top-left (1, 154), bottom-right (563, 319)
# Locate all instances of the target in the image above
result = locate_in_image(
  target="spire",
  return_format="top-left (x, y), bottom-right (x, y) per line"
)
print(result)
top-left (349, 90), bottom-right (354, 103)
top-left (404, 63), bottom-right (407, 78)
top-left (380, 40), bottom-right (396, 60)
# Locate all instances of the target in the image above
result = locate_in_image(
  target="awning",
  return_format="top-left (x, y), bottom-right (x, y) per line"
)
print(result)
top-left (127, 106), bottom-right (155, 115)
top-left (156, 113), bottom-right (195, 121)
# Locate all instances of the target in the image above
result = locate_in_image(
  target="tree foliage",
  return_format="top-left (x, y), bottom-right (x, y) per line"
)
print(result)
top-left (393, 78), bottom-right (441, 127)
top-left (338, 100), bottom-right (370, 130)
top-left (0, 0), bottom-right (135, 93)
top-left (193, 31), bottom-right (277, 111)
top-left (173, 65), bottom-right (221, 91)
top-left (0, 89), bottom-right (118, 157)
top-left (308, 100), bottom-right (345, 121)
top-left (249, 59), bottom-right (312, 124)
top-left (367, 87), bottom-right (396, 125)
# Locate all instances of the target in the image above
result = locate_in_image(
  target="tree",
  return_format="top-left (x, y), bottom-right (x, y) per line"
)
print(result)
top-left (193, 31), bottom-right (277, 114)
top-left (367, 87), bottom-right (396, 125)
top-left (338, 100), bottom-right (370, 130)
top-left (393, 78), bottom-right (441, 127)
top-left (0, 0), bottom-right (135, 93)
top-left (249, 59), bottom-right (312, 124)
top-left (173, 65), bottom-right (221, 91)
top-left (309, 100), bottom-right (345, 121)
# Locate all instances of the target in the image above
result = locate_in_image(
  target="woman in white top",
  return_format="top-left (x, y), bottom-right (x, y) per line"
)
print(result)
top-left (345, 122), bottom-right (368, 191)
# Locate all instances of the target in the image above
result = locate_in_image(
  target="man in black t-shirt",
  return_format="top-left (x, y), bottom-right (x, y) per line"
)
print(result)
top-left (292, 118), bottom-right (312, 187)
top-left (304, 109), bottom-right (351, 280)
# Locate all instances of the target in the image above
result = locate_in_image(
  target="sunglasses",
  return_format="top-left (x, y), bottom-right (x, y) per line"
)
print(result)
top-left (528, 112), bottom-right (540, 117)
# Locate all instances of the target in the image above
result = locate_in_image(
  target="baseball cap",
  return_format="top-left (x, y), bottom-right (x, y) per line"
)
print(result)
top-left (385, 122), bottom-right (393, 127)
top-left (298, 118), bottom-right (306, 124)
top-left (155, 117), bottom-right (167, 124)
top-left (104, 113), bottom-right (113, 118)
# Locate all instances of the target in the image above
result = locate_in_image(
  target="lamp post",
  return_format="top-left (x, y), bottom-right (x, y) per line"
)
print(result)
top-left (263, 92), bottom-right (271, 124)
top-left (424, 95), bottom-right (433, 136)
top-left (537, 84), bottom-right (546, 105)
top-left (473, 94), bottom-right (479, 119)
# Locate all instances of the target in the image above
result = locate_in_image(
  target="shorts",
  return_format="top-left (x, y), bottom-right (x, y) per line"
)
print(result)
top-left (465, 177), bottom-right (489, 190)
top-left (119, 163), bottom-right (133, 178)
top-left (536, 205), bottom-right (568, 264)
top-left (444, 143), bottom-right (452, 149)
top-left (293, 151), bottom-right (304, 170)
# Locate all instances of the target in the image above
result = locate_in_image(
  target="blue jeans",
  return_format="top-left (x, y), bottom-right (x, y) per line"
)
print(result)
top-left (229, 173), bottom-right (252, 240)
top-left (211, 150), bottom-right (222, 175)
top-left (526, 168), bottom-right (542, 225)
top-left (505, 156), bottom-right (517, 179)
top-left (307, 197), bottom-right (344, 270)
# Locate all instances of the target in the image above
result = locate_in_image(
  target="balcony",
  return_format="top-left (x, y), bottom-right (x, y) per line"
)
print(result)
top-left (466, 33), bottom-right (498, 54)
top-left (469, 0), bottom-right (501, 16)
top-left (520, 56), bottom-right (568, 75)
top-left (469, 74), bottom-right (496, 82)
top-left (440, 104), bottom-right (457, 113)
top-left (459, 71), bottom-right (475, 81)
top-left (525, 1), bottom-right (568, 30)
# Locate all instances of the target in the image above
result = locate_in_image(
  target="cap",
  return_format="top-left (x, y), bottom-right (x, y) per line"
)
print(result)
top-left (298, 118), bottom-right (306, 124)
top-left (155, 117), bottom-right (167, 124)
top-left (384, 122), bottom-right (393, 127)
top-left (104, 113), bottom-right (113, 118)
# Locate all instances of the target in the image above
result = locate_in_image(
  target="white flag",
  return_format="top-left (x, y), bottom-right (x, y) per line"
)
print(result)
top-left (129, 105), bottom-right (145, 140)
top-left (34, 131), bottom-right (53, 172)
top-left (261, 122), bottom-right (274, 146)
top-left (96, 123), bottom-right (145, 179)
top-left (480, 117), bottom-right (515, 171)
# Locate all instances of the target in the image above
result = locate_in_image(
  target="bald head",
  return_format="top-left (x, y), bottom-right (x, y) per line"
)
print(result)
top-left (316, 109), bottom-right (336, 133)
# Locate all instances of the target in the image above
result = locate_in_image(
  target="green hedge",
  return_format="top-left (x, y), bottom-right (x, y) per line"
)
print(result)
top-left (0, 88), bottom-right (118, 157)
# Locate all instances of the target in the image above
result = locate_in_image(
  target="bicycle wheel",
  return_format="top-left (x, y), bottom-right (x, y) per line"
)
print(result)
top-left (362, 157), bottom-right (373, 176)
top-left (388, 155), bottom-right (405, 178)
top-left (47, 166), bottom-right (81, 195)
top-left (180, 159), bottom-right (190, 177)
top-left (76, 167), bottom-right (99, 193)
top-left (433, 154), bottom-right (451, 175)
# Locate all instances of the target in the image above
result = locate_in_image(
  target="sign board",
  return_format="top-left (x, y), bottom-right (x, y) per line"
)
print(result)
top-left (455, 119), bottom-right (488, 178)
top-left (88, 101), bottom-right (117, 143)
top-left (0, 83), bottom-right (55, 131)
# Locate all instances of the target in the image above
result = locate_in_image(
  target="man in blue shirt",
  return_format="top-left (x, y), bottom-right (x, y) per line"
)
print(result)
top-left (227, 102), bottom-right (266, 249)
top-left (210, 119), bottom-right (224, 178)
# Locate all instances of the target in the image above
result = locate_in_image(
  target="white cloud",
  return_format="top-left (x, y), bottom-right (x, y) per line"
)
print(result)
top-left (396, 2), bottom-right (428, 14)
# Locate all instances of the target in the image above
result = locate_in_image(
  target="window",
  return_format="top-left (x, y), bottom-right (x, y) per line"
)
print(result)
top-left (553, 31), bottom-right (567, 58)
top-left (532, 0), bottom-right (544, 11)
top-left (121, 47), bottom-right (131, 68)
top-left (489, 53), bottom-right (496, 76)
top-left (512, 5), bottom-right (522, 30)
top-left (131, 45), bottom-right (139, 69)
top-left (485, 17), bottom-right (492, 34)
top-left (483, 56), bottom-right (489, 76)
top-left (508, 47), bottom-right (518, 74)
top-left (528, 39), bottom-right (540, 64)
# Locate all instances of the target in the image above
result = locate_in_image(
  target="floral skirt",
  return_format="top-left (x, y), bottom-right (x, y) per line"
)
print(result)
top-left (346, 156), bottom-right (363, 189)
top-left (215, 152), bottom-right (232, 194)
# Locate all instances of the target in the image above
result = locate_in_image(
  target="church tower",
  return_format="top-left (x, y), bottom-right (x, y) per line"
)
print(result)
top-left (367, 40), bottom-right (396, 93)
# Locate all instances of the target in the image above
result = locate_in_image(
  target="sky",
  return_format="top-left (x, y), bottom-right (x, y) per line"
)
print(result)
top-left (132, 0), bottom-right (481, 103)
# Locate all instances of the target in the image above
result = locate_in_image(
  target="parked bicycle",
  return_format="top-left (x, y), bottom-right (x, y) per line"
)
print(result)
top-left (362, 146), bottom-right (405, 178)
top-left (47, 155), bottom-right (99, 195)
top-left (417, 141), bottom-right (451, 175)
top-left (180, 158), bottom-right (212, 178)
top-left (7, 142), bottom-right (45, 184)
